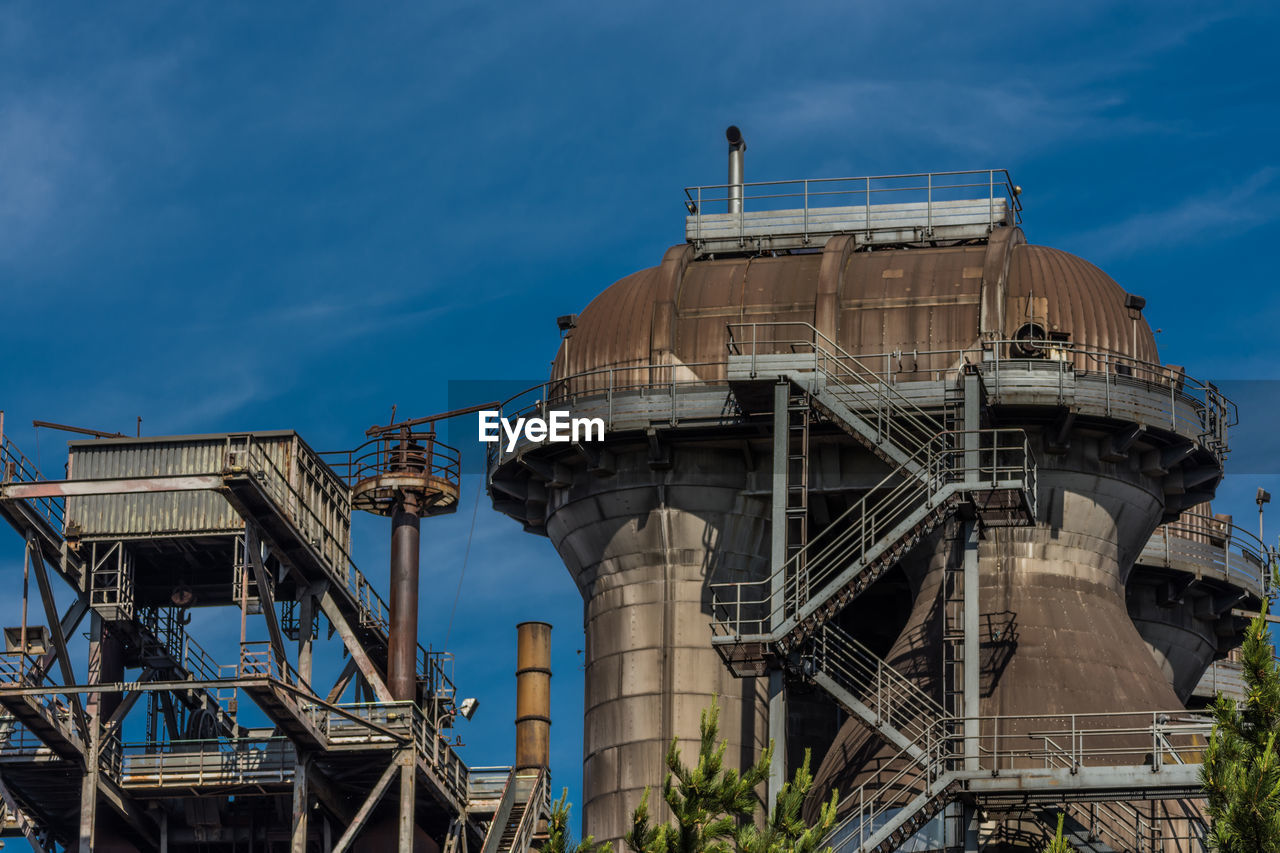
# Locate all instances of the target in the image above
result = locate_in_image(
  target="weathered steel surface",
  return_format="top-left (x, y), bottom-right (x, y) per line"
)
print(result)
top-left (551, 231), bottom-right (1156, 392)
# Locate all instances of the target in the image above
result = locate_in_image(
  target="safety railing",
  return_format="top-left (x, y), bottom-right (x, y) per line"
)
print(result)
top-left (486, 360), bottom-right (733, 469)
top-left (683, 170), bottom-right (1021, 246)
top-left (487, 335), bottom-right (1234, 473)
top-left (226, 435), bottom-right (351, 577)
top-left (508, 767), bottom-right (551, 853)
top-left (0, 714), bottom-right (56, 760)
top-left (311, 700), bottom-right (418, 747)
top-left (0, 434), bottom-right (65, 535)
top-left (710, 429), bottom-right (1033, 640)
top-left (814, 623), bottom-right (948, 749)
top-left (826, 737), bottom-right (954, 853)
top-left (0, 657), bottom-right (81, 742)
top-left (727, 321), bottom-right (951, 468)
top-left (792, 336), bottom-right (1233, 458)
top-left (321, 435), bottom-right (462, 493)
top-left (826, 708), bottom-right (1212, 853)
top-left (467, 766), bottom-right (514, 806)
top-left (99, 729), bottom-right (124, 780)
top-left (227, 437), bottom-right (459, 702)
top-left (1141, 510), bottom-right (1271, 599)
top-left (239, 640), bottom-right (306, 689)
top-left (974, 710), bottom-right (1211, 774)
top-left (411, 701), bottom-right (470, 808)
top-left (1071, 799), bottom-right (1206, 853)
top-left (117, 735), bottom-right (295, 789)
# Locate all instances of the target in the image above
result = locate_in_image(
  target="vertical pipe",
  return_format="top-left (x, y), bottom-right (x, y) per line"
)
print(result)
top-left (726, 126), bottom-right (746, 214)
top-left (515, 621), bottom-right (552, 770)
top-left (389, 502), bottom-right (422, 702)
top-left (768, 381), bottom-right (789, 808)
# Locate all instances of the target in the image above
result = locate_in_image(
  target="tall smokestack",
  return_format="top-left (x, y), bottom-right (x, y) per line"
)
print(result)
top-left (726, 125), bottom-right (746, 214)
top-left (515, 621), bottom-right (552, 770)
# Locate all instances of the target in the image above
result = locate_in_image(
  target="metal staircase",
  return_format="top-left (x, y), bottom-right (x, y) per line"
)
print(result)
top-left (710, 426), bottom-right (1034, 671)
top-left (727, 321), bottom-right (951, 479)
top-left (480, 767), bottom-right (549, 853)
top-left (805, 623), bottom-right (957, 853)
top-left (711, 324), bottom-right (1039, 851)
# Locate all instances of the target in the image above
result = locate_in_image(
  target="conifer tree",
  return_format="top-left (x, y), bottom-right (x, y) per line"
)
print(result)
top-left (1201, 583), bottom-right (1280, 852)
top-left (625, 697), bottom-right (837, 853)
top-left (546, 788), bottom-right (612, 853)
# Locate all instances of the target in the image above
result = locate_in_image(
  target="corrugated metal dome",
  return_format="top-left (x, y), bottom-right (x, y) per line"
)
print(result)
top-left (552, 228), bottom-right (1156, 383)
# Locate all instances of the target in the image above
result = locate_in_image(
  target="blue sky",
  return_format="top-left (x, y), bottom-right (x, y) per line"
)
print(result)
top-left (1, 1), bottom-right (1279, 846)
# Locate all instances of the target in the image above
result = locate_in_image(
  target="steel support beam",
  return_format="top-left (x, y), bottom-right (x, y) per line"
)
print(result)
top-left (298, 585), bottom-right (316, 685)
top-left (767, 380), bottom-right (789, 809)
top-left (326, 657), bottom-right (359, 703)
top-left (292, 754), bottom-right (311, 853)
top-left (399, 749), bottom-right (417, 850)
top-left (962, 371), bottom-right (983, 771)
top-left (317, 589), bottom-right (394, 703)
top-left (1, 474), bottom-right (223, 499)
top-left (963, 522), bottom-right (980, 769)
top-left (30, 596), bottom-right (89, 685)
top-left (245, 526), bottom-right (291, 682)
top-left (26, 532), bottom-right (90, 745)
top-left (0, 772), bottom-right (47, 852)
top-left (332, 756), bottom-right (400, 853)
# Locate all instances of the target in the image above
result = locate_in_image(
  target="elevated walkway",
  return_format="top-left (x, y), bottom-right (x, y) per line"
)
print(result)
top-left (683, 170), bottom-right (1020, 256)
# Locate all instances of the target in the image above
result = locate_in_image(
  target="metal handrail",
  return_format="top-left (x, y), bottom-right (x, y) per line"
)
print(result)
top-left (1142, 509), bottom-right (1272, 599)
top-left (320, 435), bottom-right (462, 491)
top-left (0, 435), bottom-right (65, 534)
top-left (230, 436), bottom-right (459, 701)
top-left (727, 321), bottom-right (949, 463)
top-left (682, 168), bottom-right (1022, 230)
top-left (825, 706), bottom-right (1211, 852)
top-left (484, 335), bottom-right (1234, 469)
top-left (710, 428), bottom-right (1034, 639)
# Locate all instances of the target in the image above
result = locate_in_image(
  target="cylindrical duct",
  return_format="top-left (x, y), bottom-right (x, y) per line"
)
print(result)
top-left (726, 125), bottom-right (745, 214)
top-left (388, 503), bottom-right (422, 701)
top-left (515, 621), bottom-right (552, 770)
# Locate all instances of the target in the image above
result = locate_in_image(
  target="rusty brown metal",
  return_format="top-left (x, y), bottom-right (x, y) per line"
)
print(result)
top-left (515, 621), bottom-right (551, 770)
top-left (388, 502), bottom-right (422, 702)
top-left (550, 229), bottom-right (1160, 393)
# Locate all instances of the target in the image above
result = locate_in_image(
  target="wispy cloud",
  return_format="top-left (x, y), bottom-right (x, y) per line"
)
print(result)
top-left (1068, 168), bottom-right (1280, 259)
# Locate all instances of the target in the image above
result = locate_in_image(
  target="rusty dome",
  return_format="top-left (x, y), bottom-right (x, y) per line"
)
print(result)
top-left (552, 229), bottom-right (1156, 383)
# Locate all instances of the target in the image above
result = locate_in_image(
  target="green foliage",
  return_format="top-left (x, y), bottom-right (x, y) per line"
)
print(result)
top-left (1201, 577), bottom-right (1280, 853)
top-left (1041, 813), bottom-right (1074, 853)
top-left (625, 696), bottom-right (837, 853)
top-left (546, 788), bottom-right (612, 853)
top-left (737, 751), bottom-right (837, 853)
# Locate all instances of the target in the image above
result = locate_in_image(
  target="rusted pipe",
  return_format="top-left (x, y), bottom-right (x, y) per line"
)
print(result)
top-left (388, 500), bottom-right (422, 701)
top-left (515, 621), bottom-right (551, 770)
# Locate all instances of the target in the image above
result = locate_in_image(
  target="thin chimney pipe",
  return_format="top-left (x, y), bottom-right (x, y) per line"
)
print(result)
top-left (726, 125), bottom-right (746, 214)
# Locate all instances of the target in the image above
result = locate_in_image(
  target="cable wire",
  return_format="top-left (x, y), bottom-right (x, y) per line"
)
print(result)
top-left (444, 476), bottom-right (482, 650)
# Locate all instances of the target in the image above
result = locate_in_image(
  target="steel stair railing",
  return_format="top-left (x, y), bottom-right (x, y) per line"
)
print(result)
top-left (809, 623), bottom-right (947, 758)
top-left (727, 322), bottom-right (950, 478)
top-left (804, 623), bottom-right (960, 853)
top-left (710, 429), bottom-right (1034, 656)
top-left (481, 766), bottom-right (549, 853)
